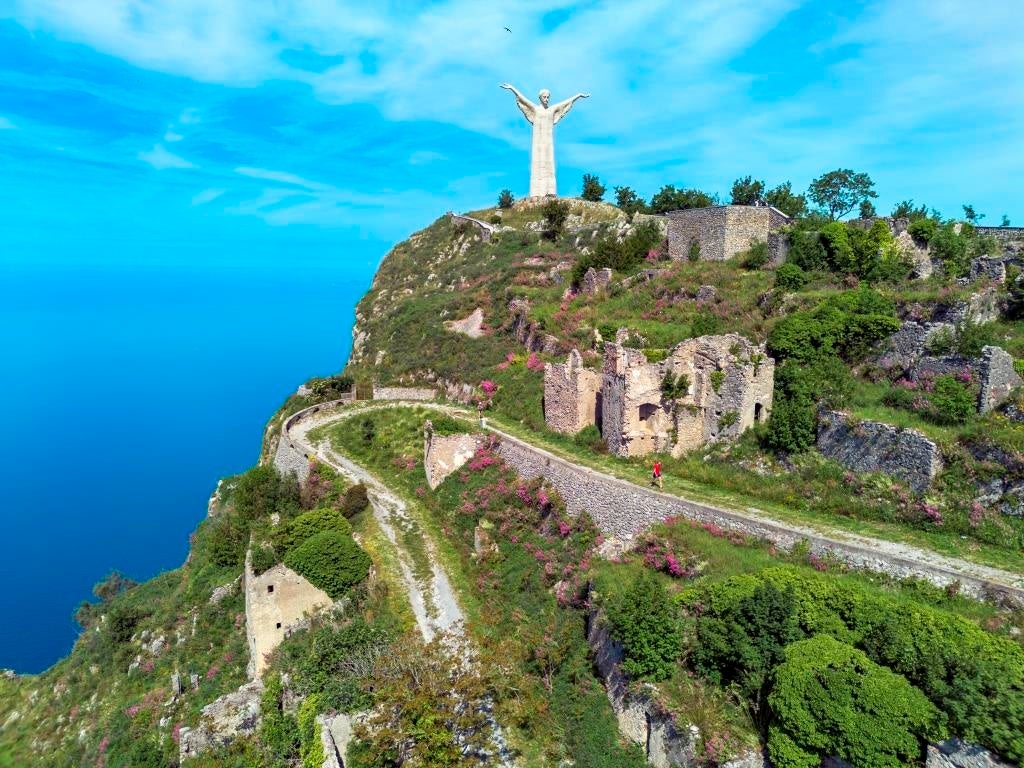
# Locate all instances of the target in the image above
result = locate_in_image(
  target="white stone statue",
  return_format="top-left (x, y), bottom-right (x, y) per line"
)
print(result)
top-left (500, 83), bottom-right (590, 198)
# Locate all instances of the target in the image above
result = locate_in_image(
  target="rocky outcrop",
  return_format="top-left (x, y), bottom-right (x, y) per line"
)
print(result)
top-left (444, 307), bottom-right (485, 338)
top-left (423, 423), bottom-right (483, 488)
top-left (508, 299), bottom-right (560, 354)
top-left (926, 738), bottom-right (1014, 768)
top-left (816, 410), bottom-right (942, 492)
top-left (978, 346), bottom-right (1023, 413)
top-left (319, 712), bottom-right (361, 768)
top-left (179, 681), bottom-right (263, 761)
top-left (588, 610), bottom-right (763, 768)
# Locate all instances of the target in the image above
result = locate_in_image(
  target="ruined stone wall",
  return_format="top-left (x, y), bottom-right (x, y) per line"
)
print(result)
top-left (494, 433), bottom-right (1020, 603)
top-left (816, 410), bottom-right (942, 493)
top-left (544, 350), bottom-right (603, 434)
top-left (666, 206), bottom-right (727, 261)
top-left (372, 385), bottom-right (437, 401)
top-left (424, 430), bottom-right (483, 488)
top-left (980, 345), bottom-right (1023, 413)
top-left (667, 206), bottom-right (790, 262)
top-left (975, 226), bottom-right (1024, 244)
top-left (601, 344), bottom-right (669, 456)
top-left (244, 554), bottom-right (333, 678)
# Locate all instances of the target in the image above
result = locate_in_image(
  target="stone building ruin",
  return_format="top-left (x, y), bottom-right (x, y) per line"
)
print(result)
top-left (544, 334), bottom-right (775, 458)
top-left (666, 204), bottom-right (791, 263)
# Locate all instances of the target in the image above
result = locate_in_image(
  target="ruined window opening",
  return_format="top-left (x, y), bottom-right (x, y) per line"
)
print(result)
top-left (267, 585), bottom-right (274, 594)
top-left (638, 403), bottom-right (658, 421)
top-left (755, 402), bottom-right (764, 423)
top-left (276, 622), bottom-right (282, 630)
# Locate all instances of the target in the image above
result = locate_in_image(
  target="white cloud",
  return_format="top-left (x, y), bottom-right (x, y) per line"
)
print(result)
top-left (178, 107), bottom-right (201, 124)
top-left (234, 166), bottom-right (332, 192)
top-left (0, 116), bottom-right (17, 130)
top-left (409, 150), bottom-right (446, 165)
top-left (164, 129), bottom-right (183, 142)
top-left (191, 188), bottom-right (225, 205)
top-left (138, 143), bottom-right (196, 169)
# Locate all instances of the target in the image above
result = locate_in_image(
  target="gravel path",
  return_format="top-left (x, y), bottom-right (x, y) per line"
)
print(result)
top-left (287, 409), bottom-right (465, 643)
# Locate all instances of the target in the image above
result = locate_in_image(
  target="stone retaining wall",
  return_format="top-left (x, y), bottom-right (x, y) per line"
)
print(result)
top-left (494, 433), bottom-right (1020, 604)
top-left (372, 385), bottom-right (437, 401)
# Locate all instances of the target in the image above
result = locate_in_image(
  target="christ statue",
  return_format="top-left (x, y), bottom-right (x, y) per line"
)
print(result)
top-left (500, 84), bottom-right (590, 198)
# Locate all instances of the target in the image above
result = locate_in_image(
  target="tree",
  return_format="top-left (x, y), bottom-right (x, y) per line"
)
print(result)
top-left (581, 174), bottom-right (606, 202)
top-left (765, 182), bottom-right (807, 218)
top-left (730, 175), bottom-right (765, 205)
top-left (962, 204), bottom-right (985, 223)
top-left (497, 189), bottom-right (514, 209)
top-left (858, 200), bottom-right (877, 218)
top-left (891, 199), bottom-right (929, 221)
top-left (541, 198), bottom-right (570, 240)
top-left (614, 185), bottom-right (648, 215)
top-left (768, 635), bottom-right (946, 768)
top-left (807, 169), bottom-right (877, 220)
top-left (92, 571), bottom-right (137, 603)
top-left (1001, 214), bottom-right (1011, 227)
top-left (648, 185), bottom-right (717, 214)
top-left (605, 570), bottom-right (682, 680)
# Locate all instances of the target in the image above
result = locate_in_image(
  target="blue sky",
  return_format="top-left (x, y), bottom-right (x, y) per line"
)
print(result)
top-left (1, 0), bottom-right (1023, 273)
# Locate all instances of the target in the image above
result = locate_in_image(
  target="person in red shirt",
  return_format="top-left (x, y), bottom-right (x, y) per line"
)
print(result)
top-left (652, 459), bottom-right (663, 489)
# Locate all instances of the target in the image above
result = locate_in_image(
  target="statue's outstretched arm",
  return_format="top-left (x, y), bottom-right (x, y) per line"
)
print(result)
top-left (500, 83), bottom-right (536, 124)
top-left (552, 92), bottom-right (590, 124)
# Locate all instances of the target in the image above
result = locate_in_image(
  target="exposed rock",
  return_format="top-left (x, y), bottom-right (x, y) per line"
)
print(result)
top-left (896, 230), bottom-right (933, 278)
top-left (620, 268), bottom-right (667, 288)
top-left (444, 307), bottom-right (485, 338)
top-left (171, 672), bottom-right (182, 698)
top-left (926, 738), bottom-right (1014, 768)
top-left (934, 287), bottom-right (999, 326)
top-left (817, 410), bottom-right (942, 492)
top-left (695, 285), bottom-right (717, 302)
top-left (969, 256), bottom-right (1007, 284)
top-left (423, 422), bottom-right (483, 489)
top-left (178, 681), bottom-right (262, 760)
top-left (979, 345), bottom-right (1023, 413)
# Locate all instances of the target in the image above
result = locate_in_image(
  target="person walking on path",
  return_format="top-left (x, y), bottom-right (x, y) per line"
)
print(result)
top-left (652, 459), bottom-right (663, 489)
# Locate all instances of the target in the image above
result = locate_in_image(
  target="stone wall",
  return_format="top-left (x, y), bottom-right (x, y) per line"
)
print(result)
top-left (493, 432), bottom-right (1021, 604)
top-left (447, 212), bottom-right (495, 242)
top-left (816, 410), bottom-right (942, 493)
top-left (423, 426), bottom-right (483, 488)
top-left (244, 552), bottom-right (333, 678)
top-left (975, 225), bottom-right (1024, 244)
top-left (372, 385), bottom-right (437, 401)
top-left (666, 205), bottom-right (789, 262)
top-left (544, 349), bottom-right (603, 434)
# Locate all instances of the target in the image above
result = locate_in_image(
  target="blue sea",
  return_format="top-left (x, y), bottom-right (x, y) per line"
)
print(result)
top-left (0, 253), bottom-right (372, 673)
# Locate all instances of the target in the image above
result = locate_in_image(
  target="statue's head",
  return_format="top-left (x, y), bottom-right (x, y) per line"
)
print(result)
top-left (539, 89), bottom-right (550, 107)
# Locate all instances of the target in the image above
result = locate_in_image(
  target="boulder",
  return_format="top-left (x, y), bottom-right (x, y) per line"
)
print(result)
top-left (179, 681), bottom-right (262, 760)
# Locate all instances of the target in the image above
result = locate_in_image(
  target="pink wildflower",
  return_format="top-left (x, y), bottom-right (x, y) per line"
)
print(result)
top-left (969, 501), bottom-right (985, 528)
top-left (558, 520), bottom-right (571, 537)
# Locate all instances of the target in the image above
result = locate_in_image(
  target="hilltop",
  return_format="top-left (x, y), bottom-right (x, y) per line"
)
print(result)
top-left (3, 191), bottom-right (1024, 768)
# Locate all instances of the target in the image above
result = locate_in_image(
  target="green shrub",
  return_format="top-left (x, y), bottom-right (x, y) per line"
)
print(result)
top-left (298, 693), bottom-right (325, 768)
top-left (908, 217), bottom-right (938, 244)
top-left (605, 571), bottom-right (682, 681)
top-left (764, 390), bottom-right (817, 454)
top-left (660, 371), bottom-right (690, 400)
top-left (542, 199), bottom-right (571, 240)
top-left (719, 411), bottom-right (739, 428)
top-left (107, 604), bottom-right (147, 645)
top-left (787, 231), bottom-right (828, 271)
top-left (233, 465), bottom-right (300, 523)
top-left (688, 240), bottom-right (701, 262)
top-left (284, 530), bottom-right (371, 600)
top-left (930, 223), bottom-right (971, 278)
top-left (691, 310), bottom-right (721, 337)
top-left (768, 635), bottom-right (945, 768)
top-left (775, 263), bottom-right (808, 291)
top-left (928, 375), bottom-right (975, 425)
top-left (649, 185), bottom-right (717, 214)
top-left (361, 417), bottom-right (376, 444)
top-left (251, 544), bottom-right (279, 576)
top-left (692, 582), bottom-right (803, 725)
top-left (571, 221), bottom-right (662, 283)
top-left (208, 518), bottom-right (248, 568)
top-left (279, 507), bottom-right (353, 553)
top-left (740, 240), bottom-right (770, 269)
top-left (260, 672), bottom-right (300, 764)
top-left (768, 288), bottom-right (898, 364)
top-left (710, 370), bottom-right (725, 393)
top-left (341, 483), bottom-right (370, 518)
top-left (820, 221), bottom-right (855, 273)
top-left (573, 424), bottom-right (607, 453)
top-left (497, 189), bottom-right (514, 209)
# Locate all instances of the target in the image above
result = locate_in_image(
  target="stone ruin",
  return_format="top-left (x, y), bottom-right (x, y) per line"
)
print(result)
top-left (666, 204), bottom-right (791, 263)
top-left (544, 334), bottom-right (774, 458)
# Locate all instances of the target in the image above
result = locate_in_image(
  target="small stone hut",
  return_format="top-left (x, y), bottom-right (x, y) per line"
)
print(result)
top-left (666, 204), bottom-right (790, 263)
top-left (544, 334), bottom-right (775, 458)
